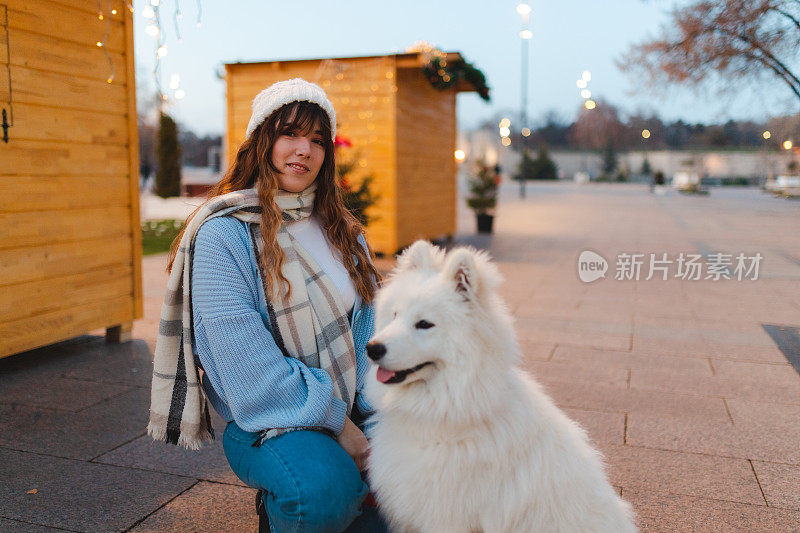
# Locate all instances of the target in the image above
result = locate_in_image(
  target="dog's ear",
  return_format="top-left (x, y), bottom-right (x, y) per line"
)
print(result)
top-left (442, 247), bottom-right (480, 301)
top-left (396, 240), bottom-right (441, 272)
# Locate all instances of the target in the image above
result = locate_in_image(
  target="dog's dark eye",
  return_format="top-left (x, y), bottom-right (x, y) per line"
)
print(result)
top-left (415, 320), bottom-right (435, 330)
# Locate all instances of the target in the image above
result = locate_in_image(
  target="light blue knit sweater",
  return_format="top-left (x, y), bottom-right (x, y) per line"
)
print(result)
top-left (190, 216), bottom-right (376, 435)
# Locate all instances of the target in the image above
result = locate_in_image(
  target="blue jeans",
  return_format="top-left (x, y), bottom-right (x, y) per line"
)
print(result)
top-left (223, 421), bottom-right (389, 533)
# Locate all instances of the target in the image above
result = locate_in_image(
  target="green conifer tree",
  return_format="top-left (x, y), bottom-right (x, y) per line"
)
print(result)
top-left (155, 113), bottom-right (182, 198)
top-left (467, 161), bottom-right (498, 214)
top-left (336, 157), bottom-right (379, 226)
top-left (532, 145), bottom-right (558, 180)
top-left (602, 139), bottom-right (618, 176)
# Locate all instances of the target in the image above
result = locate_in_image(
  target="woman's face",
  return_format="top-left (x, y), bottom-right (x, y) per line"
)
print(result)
top-left (270, 120), bottom-right (326, 193)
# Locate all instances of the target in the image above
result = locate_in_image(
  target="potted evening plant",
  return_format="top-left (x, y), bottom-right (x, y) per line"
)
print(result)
top-left (466, 160), bottom-right (499, 233)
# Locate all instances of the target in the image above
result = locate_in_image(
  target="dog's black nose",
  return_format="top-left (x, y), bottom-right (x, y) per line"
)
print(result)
top-left (366, 342), bottom-right (387, 361)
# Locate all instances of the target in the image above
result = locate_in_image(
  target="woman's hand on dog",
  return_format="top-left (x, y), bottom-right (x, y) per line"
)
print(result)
top-left (337, 416), bottom-right (370, 472)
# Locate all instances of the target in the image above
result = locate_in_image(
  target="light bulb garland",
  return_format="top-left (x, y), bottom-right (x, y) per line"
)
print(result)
top-left (150, 1), bottom-right (166, 104)
top-left (91, 0), bottom-right (134, 85)
top-left (312, 56), bottom-right (395, 175)
top-left (96, 0), bottom-right (114, 83)
top-left (2, 3), bottom-right (13, 143)
top-left (174, 0), bottom-right (182, 42)
top-left (143, 0), bottom-right (204, 109)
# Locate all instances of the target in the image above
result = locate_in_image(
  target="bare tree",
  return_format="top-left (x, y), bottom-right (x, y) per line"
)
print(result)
top-left (618, 0), bottom-right (800, 102)
top-left (570, 100), bottom-right (625, 150)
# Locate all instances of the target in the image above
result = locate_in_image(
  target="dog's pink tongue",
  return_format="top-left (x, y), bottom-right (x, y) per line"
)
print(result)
top-left (376, 367), bottom-right (396, 383)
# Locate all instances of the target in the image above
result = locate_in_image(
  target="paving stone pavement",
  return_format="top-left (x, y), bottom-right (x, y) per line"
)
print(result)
top-left (1, 182), bottom-right (799, 532)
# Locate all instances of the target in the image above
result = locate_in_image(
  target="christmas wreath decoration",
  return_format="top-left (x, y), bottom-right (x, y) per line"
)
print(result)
top-left (422, 55), bottom-right (490, 101)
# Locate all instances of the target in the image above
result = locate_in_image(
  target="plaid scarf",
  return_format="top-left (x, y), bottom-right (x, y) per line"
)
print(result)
top-left (147, 185), bottom-right (358, 450)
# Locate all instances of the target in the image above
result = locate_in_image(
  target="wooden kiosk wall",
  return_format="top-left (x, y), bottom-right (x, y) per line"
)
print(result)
top-left (0, 0), bottom-right (141, 358)
top-left (225, 53), bottom-right (463, 255)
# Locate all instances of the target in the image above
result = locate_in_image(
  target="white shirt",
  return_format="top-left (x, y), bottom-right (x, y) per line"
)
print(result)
top-left (286, 215), bottom-right (357, 312)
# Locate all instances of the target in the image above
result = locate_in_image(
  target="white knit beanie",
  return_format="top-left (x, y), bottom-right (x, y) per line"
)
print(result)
top-left (245, 78), bottom-right (336, 141)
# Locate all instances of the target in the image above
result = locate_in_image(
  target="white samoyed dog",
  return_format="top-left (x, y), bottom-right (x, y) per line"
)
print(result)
top-left (364, 241), bottom-right (637, 533)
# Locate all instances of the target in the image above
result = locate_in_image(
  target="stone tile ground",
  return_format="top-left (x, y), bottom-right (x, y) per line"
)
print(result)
top-left (1, 182), bottom-right (798, 531)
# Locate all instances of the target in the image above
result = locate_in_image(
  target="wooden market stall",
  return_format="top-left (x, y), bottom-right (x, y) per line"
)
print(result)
top-left (0, 0), bottom-right (141, 358)
top-left (224, 50), bottom-right (487, 255)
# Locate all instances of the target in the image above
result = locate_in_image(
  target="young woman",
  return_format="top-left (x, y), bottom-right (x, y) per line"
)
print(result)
top-left (148, 78), bottom-right (386, 533)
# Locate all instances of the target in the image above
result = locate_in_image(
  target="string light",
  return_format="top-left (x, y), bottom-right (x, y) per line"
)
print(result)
top-left (2, 3), bottom-right (14, 143)
top-left (95, 0), bottom-right (114, 83)
top-left (174, 0), bottom-right (183, 42)
top-left (152, 1), bottom-right (165, 105)
top-left (146, 0), bottom-right (204, 106)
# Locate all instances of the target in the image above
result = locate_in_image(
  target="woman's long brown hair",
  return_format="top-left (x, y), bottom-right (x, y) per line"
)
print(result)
top-left (166, 101), bottom-right (381, 303)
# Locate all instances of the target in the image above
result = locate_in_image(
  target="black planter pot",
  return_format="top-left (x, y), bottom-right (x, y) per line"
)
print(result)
top-left (476, 213), bottom-right (494, 233)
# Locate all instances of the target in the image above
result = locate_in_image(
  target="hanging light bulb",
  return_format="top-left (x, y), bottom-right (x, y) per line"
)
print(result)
top-left (145, 24), bottom-right (159, 37)
top-left (142, 5), bottom-right (155, 18)
top-left (174, 89), bottom-right (186, 100)
top-left (169, 73), bottom-right (181, 90)
top-left (157, 45), bottom-right (168, 58)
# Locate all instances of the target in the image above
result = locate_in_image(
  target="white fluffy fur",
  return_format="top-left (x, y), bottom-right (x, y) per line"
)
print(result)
top-left (365, 241), bottom-right (637, 533)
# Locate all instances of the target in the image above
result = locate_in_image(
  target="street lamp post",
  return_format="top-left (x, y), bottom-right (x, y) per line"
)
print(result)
top-left (784, 139), bottom-right (795, 176)
top-left (517, 3), bottom-right (532, 199)
top-left (576, 71), bottom-right (593, 180)
top-left (641, 129), bottom-right (651, 189)
top-left (762, 130), bottom-right (772, 186)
